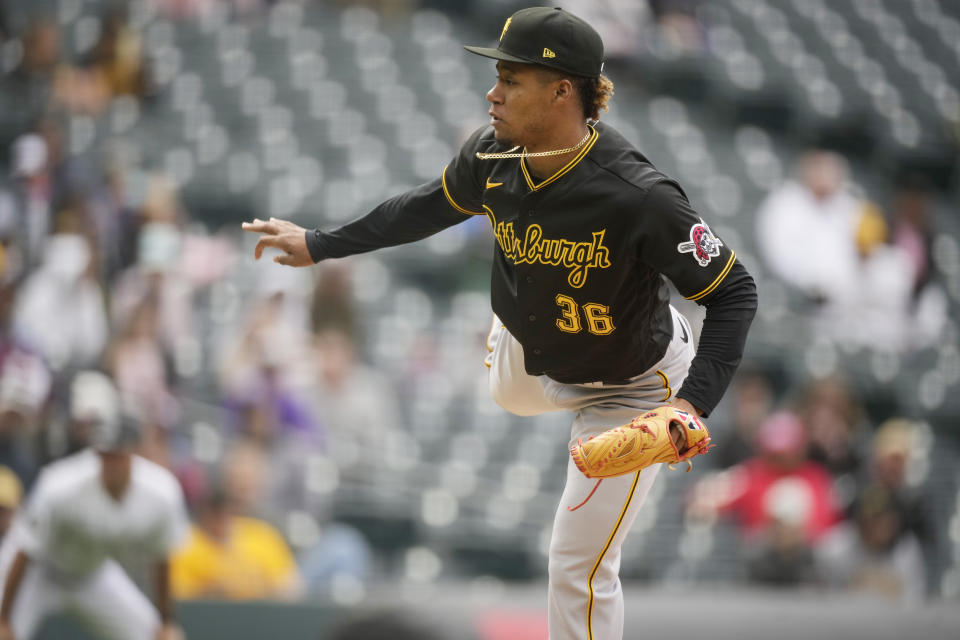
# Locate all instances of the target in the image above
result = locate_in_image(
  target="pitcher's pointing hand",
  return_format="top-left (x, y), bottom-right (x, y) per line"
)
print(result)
top-left (242, 217), bottom-right (314, 267)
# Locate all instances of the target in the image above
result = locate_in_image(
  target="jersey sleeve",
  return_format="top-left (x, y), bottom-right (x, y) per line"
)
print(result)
top-left (635, 181), bottom-right (737, 301)
top-left (439, 125), bottom-right (488, 216)
top-left (305, 126), bottom-right (491, 262)
top-left (636, 181), bottom-right (758, 417)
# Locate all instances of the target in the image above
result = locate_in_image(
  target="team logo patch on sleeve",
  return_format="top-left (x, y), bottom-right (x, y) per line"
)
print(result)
top-left (677, 220), bottom-right (723, 267)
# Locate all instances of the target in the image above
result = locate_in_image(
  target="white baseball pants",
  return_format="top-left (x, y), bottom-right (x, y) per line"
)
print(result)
top-left (10, 560), bottom-right (160, 640)
top-left (487, 306), bottom-right (695, 640)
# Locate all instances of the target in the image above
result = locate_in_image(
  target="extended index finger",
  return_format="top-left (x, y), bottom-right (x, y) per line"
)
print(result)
top-left (241, 218), bottom-right (274, 234)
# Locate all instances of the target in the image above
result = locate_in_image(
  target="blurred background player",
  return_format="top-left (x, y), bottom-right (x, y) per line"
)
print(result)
top-left (0, 371), bottom-right (187, 640)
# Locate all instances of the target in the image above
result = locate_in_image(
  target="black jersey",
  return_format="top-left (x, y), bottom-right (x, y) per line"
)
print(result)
top-left (307, 121), bottom-right (757, 415)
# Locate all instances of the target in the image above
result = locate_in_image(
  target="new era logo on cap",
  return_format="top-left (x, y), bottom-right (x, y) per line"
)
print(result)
top-left (464, 7), bottom-right (604, 78)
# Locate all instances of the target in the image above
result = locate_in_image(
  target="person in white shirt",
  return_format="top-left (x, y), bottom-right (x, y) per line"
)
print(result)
top-left (755, 151), bottom-right (916, 350)
top-left (756, 151), bottom-right (863, 304)
top-left (0, 371), bottom-right (187, 640)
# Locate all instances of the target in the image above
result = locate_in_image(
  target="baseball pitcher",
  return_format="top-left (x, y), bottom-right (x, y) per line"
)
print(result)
top-left (244, 7), bottom-right (757, 639)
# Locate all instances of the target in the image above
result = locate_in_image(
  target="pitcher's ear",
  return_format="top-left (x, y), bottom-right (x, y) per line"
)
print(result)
top-left (555, 78), bottom-right (574, 101)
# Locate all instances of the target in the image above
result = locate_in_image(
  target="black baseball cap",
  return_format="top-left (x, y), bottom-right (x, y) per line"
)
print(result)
top-left (464, 7), bottom-right (604, 78)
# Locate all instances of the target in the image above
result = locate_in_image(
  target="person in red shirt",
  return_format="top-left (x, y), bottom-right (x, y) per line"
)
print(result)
top-left (692, 411), bottom-right (841, 542)
top-left (689, 411), bottom-right (841, 584)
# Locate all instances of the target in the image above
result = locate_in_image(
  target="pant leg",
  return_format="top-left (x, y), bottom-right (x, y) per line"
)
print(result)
top-left (548, 458), bottom-right (661, 640)
top-left (546, 307), bottom-right (696, 640)
top-left (10, 566), bottom-right (63, 640)
top-left (487, 316), bottom-right (562, 416)
top-left (64, 560), bottom-right (160, 640)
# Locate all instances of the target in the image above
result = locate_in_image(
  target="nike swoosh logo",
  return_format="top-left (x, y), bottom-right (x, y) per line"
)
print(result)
top-left (679, 319), bottom-right (689, 343)
top-left (486, 178), bottom-right (503, 189)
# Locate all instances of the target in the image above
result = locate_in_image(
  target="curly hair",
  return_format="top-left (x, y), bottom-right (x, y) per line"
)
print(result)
top-left (576, 74), bottom-right (615, 120)
top-left (538, 69), bottom-right (615, 120)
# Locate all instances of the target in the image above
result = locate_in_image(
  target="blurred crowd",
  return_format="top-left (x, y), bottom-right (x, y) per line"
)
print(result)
top-left (755, 150), bottom-right (948, 352)
top-left (0, 0), bottom-right (954, 620)
top-left (0, 2), bottom-right (388, 604)
top-left (693, 371), bottom-right (938, 604)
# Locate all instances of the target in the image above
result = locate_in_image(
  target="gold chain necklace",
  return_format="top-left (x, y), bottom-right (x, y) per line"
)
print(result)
top-left (475, 129), bottom-right (592, 160)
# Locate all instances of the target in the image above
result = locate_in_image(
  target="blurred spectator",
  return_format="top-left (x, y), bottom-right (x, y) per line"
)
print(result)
top-left (755, 151), bottom-right (916, 350)
top-left (218, 433), bottom-right (325, 535)
top-left (0, 201), bottom-right (23, 285)
top-left (223, 282), bottom-right (321, 434)
top-left (888, 178), bottom-right (949, 349)
top-left (691, 413), bottom-right (842, 585)
top-left (170, 482), bottom-right (302, 601)
top-left (796, 376), bottom-right (866, 510)
top-left (32, 118), bottom-right (95, 228)
top-left (646, 0), bottom-right (707, 55)
top-left (0, 21), bottom-right (60, 148)
top-left (88, 8), bottom-right (150, 100)
top-left (856, 420), bottom-right (935, 571)
top-left (105, 289), bottom-right (180, 433)
top-left (0, 349), bottom-right (51, 488)
top-left (891, 178), bottom-right (935, 297)
top-left (309, 327), bottom-right (403, 477)
top-left (216, 267), bottom-right (323, 522)
top-left (111, 215), bottom-right (211, 383)
top-left (84, 144), bottom-right (141, 281)
top-left (816, 485), bottom-right (926, 604)
top-left (11, 233), bottom-right (108, 371)
top-left (217, 411), bottom-right (372, 597)
top-left (693, 412), bottom-right (841, 541)
top-left (0, 283), bottom-right (18, 352)
top-left (308, 268), bottom-right (406, 470)
top-left (710, 367), bottom-right (776, 469)
top-left (556, 1), bottom-right (651, 60)
top-left (310, 263), bottom-right (359, 341)
top-left (690, 412), bottom-right (841, 583)
top-left (0, 279), bottom-right (45, 483)
top-left (219, 264), bottom-right (315, 397)
top-left (225, 365), bottom-right (321, 447)
top-left (312, 327), bottom-right (397, 429)
top-left (51, 57), bottom-right (112, 117)
top-left (297, 522), bottom-right (372, 596)
top-left (756, 151), bottom-right (861, 305)
top-left (13, 22), bottom-right (60, 81)
top-left (3, 134), bottom-right (54, 268)
top-left (220, 440), bottom-right (270, 519)
top-left (223, 380), bottom-right (326, 527)
top-left (0, 466), bottom-right (21, 540)
top-left (745, 510), bottom-right (817, 586)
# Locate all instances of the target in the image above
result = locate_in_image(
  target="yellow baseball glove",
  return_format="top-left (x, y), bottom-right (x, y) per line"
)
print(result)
top-left (570, 406), bottom-right (712, 479)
